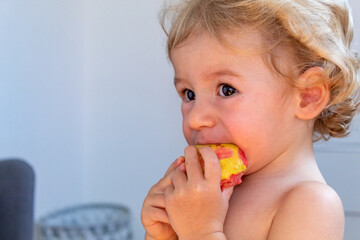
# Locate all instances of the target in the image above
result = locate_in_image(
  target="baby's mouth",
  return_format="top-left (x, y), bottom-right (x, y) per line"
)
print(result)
top-left (194, 141), bottom-right (222, 145)
top-left (195, 141), bottom-right (236, 147)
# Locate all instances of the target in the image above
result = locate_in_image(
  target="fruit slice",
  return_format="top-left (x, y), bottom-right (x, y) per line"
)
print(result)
top-left (196, 143), bottom-right (247, 189)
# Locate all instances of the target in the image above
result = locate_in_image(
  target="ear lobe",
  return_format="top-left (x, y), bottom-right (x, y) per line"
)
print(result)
top-left (295, 67), bottom-right (330, 120)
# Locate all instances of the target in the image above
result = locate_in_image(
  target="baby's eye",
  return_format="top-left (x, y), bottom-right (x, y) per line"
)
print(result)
top-left (219, 84), bottom-right (237, 97)
top-left (184, 89), bottom-right (195, 101)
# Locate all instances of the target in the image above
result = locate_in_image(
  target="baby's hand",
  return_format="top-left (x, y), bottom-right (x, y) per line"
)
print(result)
top-left (141, 156), bottom-right (185, 240)
top-left (164, 146), bottom-right (234, 240)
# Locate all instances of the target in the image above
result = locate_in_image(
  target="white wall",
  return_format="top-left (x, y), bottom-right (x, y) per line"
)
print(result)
top-left (82, 1), bottom-right (186, 239)
top-left (0, 1), bottom-right (359, 240)
top-left (0, 0), bottom-right (184, 239)
top-left (0, 0), bottom-right (85, 220)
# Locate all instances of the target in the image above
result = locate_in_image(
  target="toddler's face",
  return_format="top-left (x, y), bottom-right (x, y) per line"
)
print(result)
top-left (171, 30), bottom-right (299, 175)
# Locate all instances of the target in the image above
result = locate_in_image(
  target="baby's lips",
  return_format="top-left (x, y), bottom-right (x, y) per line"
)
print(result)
top-left (237, 148), bottom-right (248, 167)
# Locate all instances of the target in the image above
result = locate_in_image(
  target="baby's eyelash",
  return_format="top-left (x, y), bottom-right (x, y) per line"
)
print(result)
top-left (217, 81), bottom-right (239, 97)
top-left (176, 88), bottom-right (191, 101)
top-left (217, 81), bottom-right (233, 88)
top-left (176, 82), bottom-right (238, 100)
top-left (177, 88), bottom-right (187, 97)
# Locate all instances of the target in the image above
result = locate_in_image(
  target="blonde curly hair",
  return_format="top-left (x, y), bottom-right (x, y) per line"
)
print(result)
top-left (160, 0), bottom-right (360, 141)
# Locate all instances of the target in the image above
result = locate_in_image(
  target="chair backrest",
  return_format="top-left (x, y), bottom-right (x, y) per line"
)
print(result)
top-left (0, 159), bottom-right (35, 240)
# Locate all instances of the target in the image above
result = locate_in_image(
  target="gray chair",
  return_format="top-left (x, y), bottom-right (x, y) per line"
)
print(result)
top-left (0, 159), bottom-right (35, 240)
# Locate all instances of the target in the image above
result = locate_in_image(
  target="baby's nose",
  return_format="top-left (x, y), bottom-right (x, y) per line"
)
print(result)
top-left (186, 100), bottom-right (216, 130)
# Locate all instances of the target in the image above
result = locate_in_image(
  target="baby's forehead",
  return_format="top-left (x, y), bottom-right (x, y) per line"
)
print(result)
top-left (171, 29), bottom-right (266, 57)
top-left (170, 29), bottom-right (295, 76)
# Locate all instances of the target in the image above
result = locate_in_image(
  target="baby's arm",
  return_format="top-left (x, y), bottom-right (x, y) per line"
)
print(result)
top-left (164, 146), bottom-right (233, 240)
top-left (268, 182), bottom-right (344, 240)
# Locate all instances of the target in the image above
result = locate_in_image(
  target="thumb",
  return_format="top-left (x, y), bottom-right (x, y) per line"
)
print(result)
top-left (222, 186), bottom-right (234, 202)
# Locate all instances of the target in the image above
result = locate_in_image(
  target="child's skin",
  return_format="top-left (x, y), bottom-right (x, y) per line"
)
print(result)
top-left (141, 29), bottom-right (345, 240)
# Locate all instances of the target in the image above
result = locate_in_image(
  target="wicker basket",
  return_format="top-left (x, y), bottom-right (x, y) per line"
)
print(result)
top-left (36, 203), bottom-right (132, 240)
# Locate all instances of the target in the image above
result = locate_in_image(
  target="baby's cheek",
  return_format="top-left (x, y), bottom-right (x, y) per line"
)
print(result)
top-left (227, 122), bottom-right (262, 165)
top-left (226, 119), bottom-right (252, 142)
top-left (182, 125), bottom-right (192, 144)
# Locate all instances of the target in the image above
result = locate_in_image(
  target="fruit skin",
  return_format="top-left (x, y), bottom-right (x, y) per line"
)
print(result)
top-left (196, 144), bottom-right (248, 189)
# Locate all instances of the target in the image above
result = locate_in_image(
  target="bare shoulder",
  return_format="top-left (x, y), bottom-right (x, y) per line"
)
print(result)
top-left (268, 181), bottom-right (345, 240)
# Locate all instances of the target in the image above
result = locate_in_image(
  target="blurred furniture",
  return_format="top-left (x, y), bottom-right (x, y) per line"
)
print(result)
top-left (0, 159), bottom-right (35, 240)
top-left (344, 210), bottom-right (360, 240)
top-left (37, 203), bottom-right (132, 240)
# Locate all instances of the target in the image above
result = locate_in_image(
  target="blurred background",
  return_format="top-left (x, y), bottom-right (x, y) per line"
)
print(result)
top-left (0, 0), bottom-right (359, 239)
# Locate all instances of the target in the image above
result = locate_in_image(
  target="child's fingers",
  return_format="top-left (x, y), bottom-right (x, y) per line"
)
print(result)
top-left (222, 185), bottom-right (234, 202)
top-left (151, 157), bottom-right (184, 193)
top-left (171, 164), bottom-right (187, 188)
top-left (147, 192), bottom-right (166, 208)
top-left (184, 146), bottom-right (204, 183)
top-left (198, 147), bottom-right (221, 184)
top-left (144, 206), bottom-right (171, 225)
top-left (164, 182), bottom-right (174, 199)
top-left (164, 156), bottom-right (184, 177)
top-left (151, 173), bottom-right (175, 193)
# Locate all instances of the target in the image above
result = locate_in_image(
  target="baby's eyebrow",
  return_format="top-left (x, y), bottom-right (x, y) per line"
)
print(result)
top-left (173, 77), bottom-right (183, 87)
top-left (174, 68), bottom-right (242, 87)
top-left (207, 69), bottom-right (242, 79)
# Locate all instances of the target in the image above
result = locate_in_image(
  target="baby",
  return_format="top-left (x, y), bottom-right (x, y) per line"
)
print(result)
top-left (141, 0), bottom-right (360, 239)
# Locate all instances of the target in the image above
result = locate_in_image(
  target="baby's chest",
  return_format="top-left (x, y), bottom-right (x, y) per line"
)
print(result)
top-left (223, 187), bottom-right (282, 240)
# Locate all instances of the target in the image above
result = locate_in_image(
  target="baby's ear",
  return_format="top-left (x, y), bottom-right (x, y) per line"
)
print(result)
top-left (295, 67), bottom-right (330, 120)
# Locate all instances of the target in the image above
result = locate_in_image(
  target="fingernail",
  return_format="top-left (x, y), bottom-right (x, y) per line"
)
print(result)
top-left (177, 156), bottom-right (184, 164)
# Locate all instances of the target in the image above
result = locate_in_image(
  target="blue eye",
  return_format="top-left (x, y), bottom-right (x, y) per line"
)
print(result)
top-left (219, 84), bottom-right (237, 97)
top-left (184, 89), bottom-right (195, 101)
